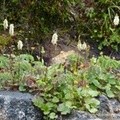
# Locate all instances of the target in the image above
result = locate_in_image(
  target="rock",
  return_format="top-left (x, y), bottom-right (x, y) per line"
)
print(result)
top-left (51, 50), bottom-right (75, 65)
top-left (58, 95), bottom-right (120, 120)
top-left (0, 91), bottom-right (120, 120)
top-left (96, 95), bottom-right (120, 120)
top-left (60, 110), bottom-right (102, 120)
top-left (0, 91), bottom-right (43, 120)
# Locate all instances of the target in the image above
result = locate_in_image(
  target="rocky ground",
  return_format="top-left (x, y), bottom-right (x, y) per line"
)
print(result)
top-left (0, 91), bottom-right (120, 120)
top-left (36, 36), bottom-right (120, 66)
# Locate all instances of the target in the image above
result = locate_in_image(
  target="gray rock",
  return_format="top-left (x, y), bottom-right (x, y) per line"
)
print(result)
top-left (0, 91), bottom-right (120, 120)
top-left (59, 110), bottom-right (102, 120)
top-left (58, 95), bottom-right (120, 120)
top-left (96, 95), bottom-right (120, 120)
top-left (0, 91), bottom-right (43, 120)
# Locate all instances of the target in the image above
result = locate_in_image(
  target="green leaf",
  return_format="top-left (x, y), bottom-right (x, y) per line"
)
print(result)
top-left (45, 84), bottom-right (53, 92)
top-left (32, 96), bottom-right (44, 108)
top-left (106, 89), bottom-right (115, 98)
top-left (85, 98), bottom-right (100, 113)
top-left (92, 79), bottom-right (102, 88)
top-left (85, 98), bottom-right (100, 106)
top-left (89, 107), bottom-right (98, 113)
top-left (19, 86), bottom-right (26, 92)
top-left (0, 56), bottom-right (10, 69)
top-left (65, 93), bottom-right (74, 100)
top-left (0, 72), bottom-right (13, 80)
top-left (49, 112), bottom-right (58, 119)
top-left (115, 85), bottom-right (120, 90)
top-left (65, 101), bottom-right (72, 108)
top-left (88, 89), bottom-right (99, 97)
top-left (15, 54), bottom-right (34, 62)
top-left (57, 103), bottom-right (71, 115)
top-left (42, 104), bottom-right (51, 115)
top-left (108, 78), bottom-right (116, 85)
top-left (52, 96), bottom-right (59, 103)
top-left (46, 102), bottom-right (54, 108)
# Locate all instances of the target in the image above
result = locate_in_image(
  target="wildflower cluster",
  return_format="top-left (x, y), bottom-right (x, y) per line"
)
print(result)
top-left (3, 19), bottom-right (14, 36)
top-left (2, 19), bottom-right (23, 50)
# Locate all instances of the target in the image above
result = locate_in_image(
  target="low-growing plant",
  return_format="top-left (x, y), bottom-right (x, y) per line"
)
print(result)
top-left (0, 52), bottom-right (120, 119)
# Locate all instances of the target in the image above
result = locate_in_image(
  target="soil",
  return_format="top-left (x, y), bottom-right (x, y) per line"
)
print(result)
top-left (32, 37), bottom-right (120, 65)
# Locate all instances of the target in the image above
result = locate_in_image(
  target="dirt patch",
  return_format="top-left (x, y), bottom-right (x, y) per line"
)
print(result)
top-left (28, 36), bottom-right (120, 65)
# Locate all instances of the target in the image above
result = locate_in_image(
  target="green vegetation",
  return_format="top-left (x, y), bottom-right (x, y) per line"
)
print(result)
top-left (0, 53), bottom-right (120, 119)
top-left (0, 0), bottom-right (120, 120)
top-left (0, 0), bottom-right (120, 50)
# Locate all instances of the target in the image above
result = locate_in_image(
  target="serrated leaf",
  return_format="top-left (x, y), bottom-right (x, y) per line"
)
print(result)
top-left (65, 93), bottom-right (73, 99)
top-left (57, 103), bottom-right (71, 115)
top-left (85, 98), bottom-right (100, 105)
top-left (65, 101), bottom-right (72, 108)
top-left (19, 86), bottom-right (26, 92)
top-left (92, 79), bottom-right (102, 88)
top-left (52, 96), bottom-right (59, 103)
top-left (108, 78), bottom-right (116, 85)
top-left (42, 104), bottom-right (50, 115)
top-left (106, 89), bottom-right (115, 98)
top-left (46, 102), bottom-right (54, 108)
top-left (88, 89), bottom-right (99, 97)
top-left (32, 96), bottom-right (44, 108)
top-left (49, 112), bottom-right (58, 119)
top-left (89, 107), bottom-right (98, 113)
top-left (45, 84), bottom-right (53, 92)
top-left (115, 85), bottom-right (120, 90)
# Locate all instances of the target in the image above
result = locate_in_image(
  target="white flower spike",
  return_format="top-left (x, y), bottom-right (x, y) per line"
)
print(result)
top-left (3, 19), bottom-right (8, 30)
top-left (17, 40), bottom-right (23, 50)
top-left (77, 40), bottom-right (82, 51)
top-left (51, 32), bottom-right (58, 45)
top-left (113, 14), bottom-right (119, 26)
top-left (9, 24), bottom-right (14, 36)
top-left (77, 40), bottom-right (87, 51)
top-left (82, 42), bottom-right (87, 50)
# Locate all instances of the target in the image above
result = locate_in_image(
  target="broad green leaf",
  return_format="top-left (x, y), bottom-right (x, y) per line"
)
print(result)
top-left (45, 84), bottom-right (53, 92)
top-left (65, 93), bottom-right (74, 100)
top-left (19, 86), bottom-right (26, 92)
top-left (52, 96), bottom-right (59, 103)
top-left (105, 84), bottom-right (111, 90)
top-left (32, 96), bottom-right (44, 108)
top-left (88, 107), bottom-right (98, 113)
top-left (46, 102), bottom-right (54, 108)
top-left (106, 89), bottom-right (115, 98)
top-left (85, 98), bottom-right (100, 113)
top-left (115, 85), bottom-right (120, 90)
top-left (57, 103), bottom-right (71, 115)
top-left (88, 89), bottom-right (99, 97)
top-left (65, 101), bottom-right (72, 108)
top-left (92, 79), bottom-right (102, 88)
top-left (49, 112), bottom-right (58, 119)
top-left (85, 98), bottom-right (100, 106)
top-left (42, 104), bottom-right (51, 115)
top-left (81, 88), bottom-right (88, 97)
top-left (108, 78), bottom-right (116, 85)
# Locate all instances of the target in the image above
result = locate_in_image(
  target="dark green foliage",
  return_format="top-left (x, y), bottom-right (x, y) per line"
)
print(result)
top-left (1, 0), bottom-right (120, 50)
